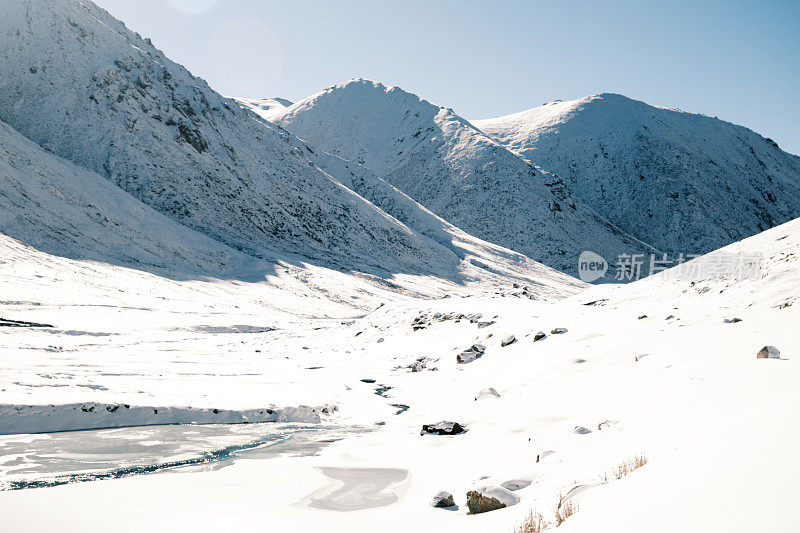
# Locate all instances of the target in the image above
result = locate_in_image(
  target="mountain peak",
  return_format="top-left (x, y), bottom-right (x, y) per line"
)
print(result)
top-left (473, 93), bottom-right (800, 256)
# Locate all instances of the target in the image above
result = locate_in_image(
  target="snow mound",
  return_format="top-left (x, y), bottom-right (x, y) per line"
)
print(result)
top-left (473, 93), bottom-right (800, 256)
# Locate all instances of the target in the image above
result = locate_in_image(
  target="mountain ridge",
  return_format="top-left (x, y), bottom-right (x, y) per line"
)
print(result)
top-left (473, 92), bottom-right (800, 256)
top-left (266, 78), bottom-right (655, 277)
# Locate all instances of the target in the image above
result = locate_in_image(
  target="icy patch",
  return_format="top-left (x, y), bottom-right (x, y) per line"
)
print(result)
top-left (303, 467), bottom-right (409, 512)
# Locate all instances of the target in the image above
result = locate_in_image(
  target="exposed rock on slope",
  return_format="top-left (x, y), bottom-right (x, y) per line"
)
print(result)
top-left (473, 93), bottom-right (800, 256)
top-left (268, 79), bottom-right (653, 277)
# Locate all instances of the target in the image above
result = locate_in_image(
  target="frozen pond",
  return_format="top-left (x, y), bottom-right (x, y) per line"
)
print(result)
top-left (0, 423), bottom-right (359, 490)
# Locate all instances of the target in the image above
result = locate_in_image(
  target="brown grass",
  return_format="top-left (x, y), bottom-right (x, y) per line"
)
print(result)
top-left (603, 453), bottom-right (648, 481)
top-left (515, 510), bottom-right (547, 533)
top-left (554, 499), bottom-right (577, 527)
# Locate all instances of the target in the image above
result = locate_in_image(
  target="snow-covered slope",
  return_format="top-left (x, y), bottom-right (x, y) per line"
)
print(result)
top-left (0, 0), bottom-right (585, 295)
top-left (1, 209), bottom-right (797, 532)
top-left (0, 0), bottom-right (453, 279)
top-left (233, 96), bottom-right (292, 121)
top-left (0, 117), bottom-right (262, 280)
top-left (473, 93), bottom-right (800, 256)
top-left (0, 110), bottom-right (583, 305)
top-left (269, 79), bottom-right (654, 277)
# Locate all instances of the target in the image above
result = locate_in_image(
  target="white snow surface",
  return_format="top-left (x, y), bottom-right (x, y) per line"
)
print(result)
top-left (270, 79), bottom-right (654, 277)
top-left (0, 213), bottom-right (797, 531)
top-left (473, 93), bottom-right (800, 256)
top-left (233, 96), bottom-right (292, 120)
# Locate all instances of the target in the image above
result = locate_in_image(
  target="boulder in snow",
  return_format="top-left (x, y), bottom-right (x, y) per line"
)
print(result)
top-left (421, 421), bottom-right (465, 436)
top-left (430, 491), bottom-right (455, 508)
top-left (466, 486), bottom-right (519, 514)
top-left (457, 343), bottom-right (486, 364)
top-left (551, 327), bottom-right (568, 334)
top-left (501, 335), bottom-right (517, 347)
top-left (757, 346), bottom-right (781, 359)
top-left (533, 331), bottom-right (546, 342)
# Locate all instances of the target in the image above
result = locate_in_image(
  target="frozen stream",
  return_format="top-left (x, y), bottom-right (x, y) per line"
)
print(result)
top-left (0, 423), bottom-right (361, 490)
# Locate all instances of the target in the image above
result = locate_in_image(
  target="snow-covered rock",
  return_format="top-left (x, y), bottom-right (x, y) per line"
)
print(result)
top-left (270, 79), bottom-right (654, 277)
top-left (430, 491), bottom-right (455, 508)
top-left (757, 345), bottom-right (781, 359)
top-left (466, 485), bottom-right (519, 514)
top-left (474, 93), bottom-right (800, 257)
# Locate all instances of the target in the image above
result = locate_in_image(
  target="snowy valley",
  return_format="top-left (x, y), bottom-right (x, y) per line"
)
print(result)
top-left (0, 1), bottom-right (798, 532)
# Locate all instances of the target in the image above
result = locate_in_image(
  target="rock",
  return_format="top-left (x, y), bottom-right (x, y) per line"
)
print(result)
top-left (421, 421), bottom-right (465, 436)
top-left (551, 327), bottom-right (568, 334)
top-left (457, 351), bottom-right (480, 364)
top-left (574, 425), bottom-right (591, 434)
top-left (409, 357), bottom-right (432, 372)
top-left (638, 315), bottom-right (647, 320)
top-left (477, 321), bottom-right (496, 329)
top-left (723, 318), bottom-right (742, 323)
top-left (466, 486), bottom-right (520, 514)
top-left (467, 313), bottom-right (483, 324)
top-left (501, 335), bottom-right (516, 347)
top-left (360, 378), bottom-right (376, 384)
top-left (757, 346), bottom-right (781, 359)
top-left (430, 491), bottom-right (455, 508)
top-left (457, 343), bottom-right (486, 364)
top-left (533, 331), bottom-right (546, 342)
top-left (474, 387), bottom-right (500, 400)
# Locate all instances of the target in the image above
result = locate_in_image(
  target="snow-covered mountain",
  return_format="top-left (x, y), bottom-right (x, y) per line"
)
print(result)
top-left (0, 108), bottom-right (580, 300)
top-left (473, 93), bottom-right (800, 256)
top-left (266, 79), bottom-right (654, 277)
top-left (0, 0), bottom-right (580, 295)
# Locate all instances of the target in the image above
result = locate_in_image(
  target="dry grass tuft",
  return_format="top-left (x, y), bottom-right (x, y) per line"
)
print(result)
top-left (603, 453), bottom-right (648, 481)
top-left (554, 499), bottom-right (577, 527)
top-left (515, 510), bottom-right (547, 533)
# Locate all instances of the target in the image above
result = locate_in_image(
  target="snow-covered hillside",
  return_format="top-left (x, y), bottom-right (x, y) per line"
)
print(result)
top-left (0, 0), bottom-right (586, 295)
top-left (0, 111), bottom-right (585, 311)
top-left (268, 79), bottom-right (654, 277)
top-left (0, 0), bottom-right (461, 278)
top-left (473, 93), bottom-right (800, 256)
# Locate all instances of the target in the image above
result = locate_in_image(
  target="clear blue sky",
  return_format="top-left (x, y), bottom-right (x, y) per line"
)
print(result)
top-left (94, 0), bottom-right (800, 155)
